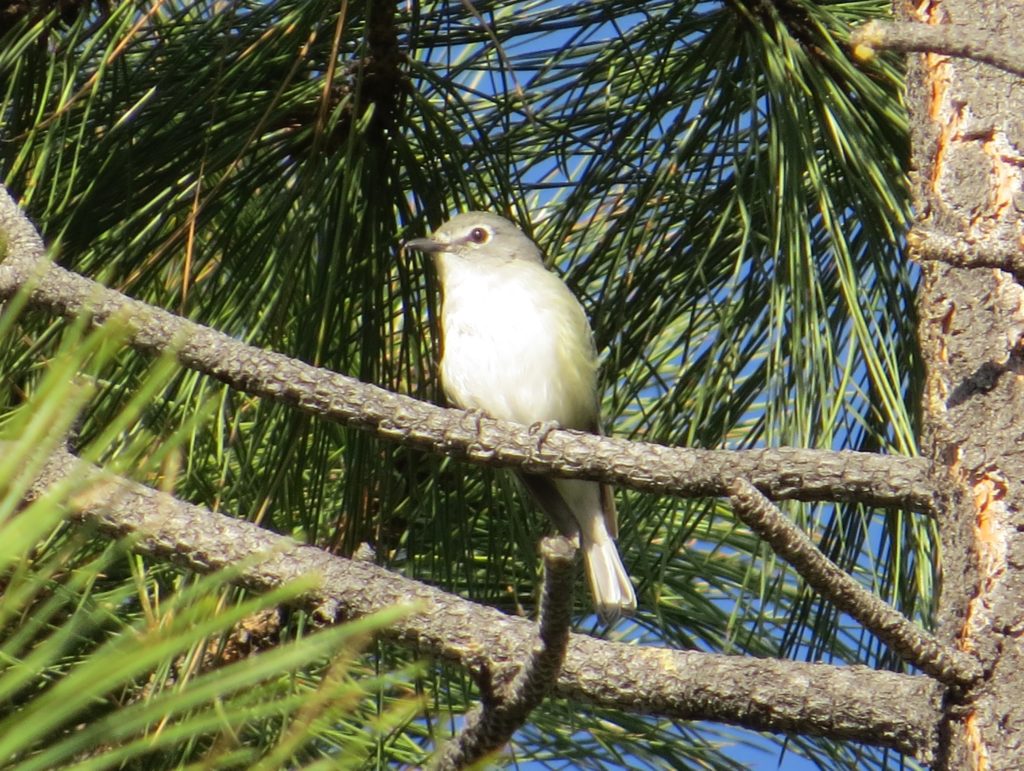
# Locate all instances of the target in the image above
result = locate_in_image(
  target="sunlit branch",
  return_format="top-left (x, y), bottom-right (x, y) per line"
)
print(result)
top-left (909, 226), bottom-right (1024, 280)
top-left (434, 536), bottom-right (575, 769)
top-left (727, 478), bottom-right (981, 689)
top-left (0, 188), bottom-right (938, 513)
top-left (24, 446), bottom-right (942, 762)
top-left (851, 20), bottom-right (1024, 79)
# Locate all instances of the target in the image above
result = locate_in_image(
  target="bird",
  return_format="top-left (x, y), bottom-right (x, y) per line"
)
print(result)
top-left (404, 211), bottom-right (637, 621)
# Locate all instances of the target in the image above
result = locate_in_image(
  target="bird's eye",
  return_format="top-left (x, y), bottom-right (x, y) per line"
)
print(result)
top-left (468, 227), bottom-right (490, 244)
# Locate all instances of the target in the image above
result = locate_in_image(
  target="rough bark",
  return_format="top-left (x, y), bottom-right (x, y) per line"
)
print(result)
top-left (21, 446), bottom-right (942, 761)
top-left (904, 1), bottom-right (1024, 767)
top-left (0, 188), bottom-right (937, 513)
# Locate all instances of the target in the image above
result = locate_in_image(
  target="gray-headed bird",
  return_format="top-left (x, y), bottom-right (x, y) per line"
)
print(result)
top-left (405, 212), bottom-right (636, 621)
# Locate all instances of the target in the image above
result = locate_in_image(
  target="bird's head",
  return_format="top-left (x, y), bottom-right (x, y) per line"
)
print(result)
top-left (403, 211), bottom-right (544, 265)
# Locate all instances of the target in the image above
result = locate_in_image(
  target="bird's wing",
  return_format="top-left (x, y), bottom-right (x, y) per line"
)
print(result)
top-left (586, 418), bottom-right (619, 539)
top-left (518, 472), bottom-right (580, 540)
top-left (599, 481), bottom-right (618, 539)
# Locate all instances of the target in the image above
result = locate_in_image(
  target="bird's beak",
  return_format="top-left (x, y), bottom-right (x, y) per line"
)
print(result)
top-left (402, 237), bottom-right (447, 254)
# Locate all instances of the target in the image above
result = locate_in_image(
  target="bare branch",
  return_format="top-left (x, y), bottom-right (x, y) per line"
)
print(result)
top-left (727, 479), bottom-right (982, 689)
top-left (25, 446), bottom-right (942, 762)
top-left (908, 226), bottom-right (1024, 279)
top-left (0, 188), bottom-right (938, 513)
top-left (851, 20), bottom-right (1024, 78)
top-left (435, 537), bottom-right (575, 769)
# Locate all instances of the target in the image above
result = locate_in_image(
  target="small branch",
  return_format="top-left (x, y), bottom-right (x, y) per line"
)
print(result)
top-left (435, 537), bottom-right (575, 769)
top-left (727, 478), bottom-right (982, 689)
top-left (851, 20), bottom-right (1024, 79)
top-left (908, 226), bottom-right (1024, 280)
top-left (23, 446), bottom-right (942, 761)
top-left (0, 188), bottom-right (938, 513)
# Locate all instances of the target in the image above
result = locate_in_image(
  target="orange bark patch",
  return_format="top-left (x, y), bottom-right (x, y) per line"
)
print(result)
top-left (973, 473), bottom-right (1007, 584)
top-left (958, 472), bottom-right (1009, 653)
top-left (964, 709), bottom-right (989, 771)
top-left (937, 302), bottom-right (955, 363)
top-left (927, 55), bottom-right (954, 198)
top-left (981, 134), bottom-right (1024, 221)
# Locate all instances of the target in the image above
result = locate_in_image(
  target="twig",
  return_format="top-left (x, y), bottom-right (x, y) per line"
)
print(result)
top-left (851, 20), bottom-right (1024, 79)
top-left (434, 536), bottom-right (575, 769)
top-left (726, 478), bottom-right (982, 689)
top-left (0, 188), bottom-right (939, 513)
top-left (908, 226), bottom-right (1024, 280)
top-left (21, 445), bottom-right (942, 761)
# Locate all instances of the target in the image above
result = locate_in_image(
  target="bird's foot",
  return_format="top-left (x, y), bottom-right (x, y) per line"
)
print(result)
top-left (461, 407), bottom-right (487, 435)
top-left (528, 419), bottom-right (562, 453)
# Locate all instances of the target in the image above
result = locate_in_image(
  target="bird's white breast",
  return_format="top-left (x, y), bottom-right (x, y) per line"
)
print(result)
top-left (436, 253), bottom-right (599, 429)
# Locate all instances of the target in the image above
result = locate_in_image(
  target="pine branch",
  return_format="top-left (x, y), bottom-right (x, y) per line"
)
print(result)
top-left (727, 478), bottom-right (981, 689)
top-left (851, 20), bottom-right (1024, 78)
top-left (434, 536), bottom-right (575, 769)
top-left (0, 188), bottom-right (938, 513)
top-left (908, 226), bottom-right (1024, 280)
top-left (22, 445), bottom-right (942, 762)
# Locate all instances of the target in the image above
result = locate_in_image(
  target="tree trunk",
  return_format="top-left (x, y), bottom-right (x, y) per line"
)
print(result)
top-left (907, 2), bottom-right (1024, 767)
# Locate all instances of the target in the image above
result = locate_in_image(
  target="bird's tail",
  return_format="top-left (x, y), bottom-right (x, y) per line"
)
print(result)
top-left (520, 473), bottom-right (637, 621)
top-left (582, 534), bottom-right (637, 623)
